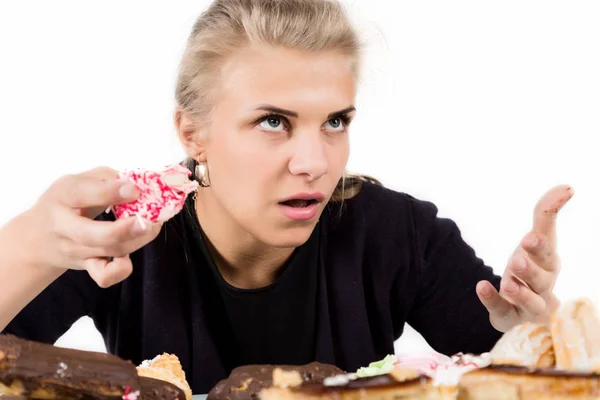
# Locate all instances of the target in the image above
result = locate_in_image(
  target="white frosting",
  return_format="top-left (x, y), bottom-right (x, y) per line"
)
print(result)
top-left (431, 354), bottom-right (491, 387)
top-left (395, 352), bottom-right (491, 387)
top-left (139, 359), bottom-right (152, 368)
top-left (433, 365), bottom-right (475, 386)
top-left (490, 323), bottom-right (552, 367)
top-left (138, 354), bottom-right (162, 368)
top-left (323, 373), bottom-right (357, 386)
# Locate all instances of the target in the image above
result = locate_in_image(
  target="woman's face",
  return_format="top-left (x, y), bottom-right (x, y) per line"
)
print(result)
top-left (196, 44), bottom-right (356, 248)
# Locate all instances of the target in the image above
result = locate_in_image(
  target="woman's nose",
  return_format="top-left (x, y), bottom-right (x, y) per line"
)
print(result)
top-left (288, 133), bottom-right (329, 181)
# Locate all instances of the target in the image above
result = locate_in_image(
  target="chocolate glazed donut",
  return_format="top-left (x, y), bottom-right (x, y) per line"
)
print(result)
top-left (0, 334), bottom-right (140, 399)
top-left (207, 362), bottom-right (343, 400)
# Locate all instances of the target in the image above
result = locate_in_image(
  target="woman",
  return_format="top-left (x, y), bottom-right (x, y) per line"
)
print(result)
top-left (0, 0), bottom-right (572, 394)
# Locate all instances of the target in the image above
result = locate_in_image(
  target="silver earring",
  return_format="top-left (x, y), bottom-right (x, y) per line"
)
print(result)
top-left (195, 162), bottom-right (210, 187)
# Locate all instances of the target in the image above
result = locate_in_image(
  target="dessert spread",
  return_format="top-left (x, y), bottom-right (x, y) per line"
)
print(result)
top-left (211, 297), bottom-right (600, 400)
top-left (3, 296), bottom-right (600, 399)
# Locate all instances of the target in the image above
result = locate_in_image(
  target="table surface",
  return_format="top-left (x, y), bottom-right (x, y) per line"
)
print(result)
top-left (192, 395), bottom-right (207, 400)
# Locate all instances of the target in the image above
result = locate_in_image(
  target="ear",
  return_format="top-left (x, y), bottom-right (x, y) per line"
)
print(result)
top-left (174, 106), bottom-right (207, 162)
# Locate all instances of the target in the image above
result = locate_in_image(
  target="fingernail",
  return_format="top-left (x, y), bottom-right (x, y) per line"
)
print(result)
top-left (503, 279), bottom-right (519, 294)
top-left (525, 235), bottom-right (539, 249)
top-left (119, 183), bottom-right (138, 199)
top-left (513, 256), bottom-right (526, 272)
top-left (479, 284), bottom-right (491, 298)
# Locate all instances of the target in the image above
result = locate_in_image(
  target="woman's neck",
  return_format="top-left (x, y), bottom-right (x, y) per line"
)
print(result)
top-left (194, 190), bottom-right (295, 289)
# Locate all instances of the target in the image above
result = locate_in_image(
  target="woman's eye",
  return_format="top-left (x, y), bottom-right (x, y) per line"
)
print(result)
top-left (325, 117), bottom-right (345, 131)
top-left (259, 116), bottom-right (285, 131)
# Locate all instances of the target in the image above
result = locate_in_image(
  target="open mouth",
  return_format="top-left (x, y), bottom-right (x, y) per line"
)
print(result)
top-left (280, 199), bottom-right (319, 208)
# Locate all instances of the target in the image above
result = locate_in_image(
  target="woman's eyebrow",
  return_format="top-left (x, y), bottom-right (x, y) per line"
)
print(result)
top-left (327, 106), bottom-right (356, 119)
top-left (252, 105), bottom-right (356, 119)
top-left (253, 105), bottom-right (299, 118)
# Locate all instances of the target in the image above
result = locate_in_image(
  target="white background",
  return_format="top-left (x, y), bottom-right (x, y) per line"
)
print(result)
top-left (0, 1), bottom-right (598, 355)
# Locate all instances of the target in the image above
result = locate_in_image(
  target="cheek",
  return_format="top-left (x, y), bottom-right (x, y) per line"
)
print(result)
top-left (329, 137), bottom-right (350, 175)
top-left (208, 134), bottom-right (279, 211)
top-left (221, 134), bottom-right (280, 183)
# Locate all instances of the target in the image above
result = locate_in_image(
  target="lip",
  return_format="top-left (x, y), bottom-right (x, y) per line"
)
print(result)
top-left (280, 192), bottom-right (325, 203)
top-left (278, 192), bottom-right (325, 221)
top-left (279, 202), bottom-right (320, 221)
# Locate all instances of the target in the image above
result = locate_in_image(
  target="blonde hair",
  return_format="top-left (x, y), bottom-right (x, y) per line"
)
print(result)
top-left (176, 0), bottom-right (380, 201)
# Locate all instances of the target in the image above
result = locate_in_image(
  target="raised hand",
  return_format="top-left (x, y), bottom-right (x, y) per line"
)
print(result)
top-left (476, 185), bottom-right (574, 332)
top-left (22, 167), bottom-right (163, 288)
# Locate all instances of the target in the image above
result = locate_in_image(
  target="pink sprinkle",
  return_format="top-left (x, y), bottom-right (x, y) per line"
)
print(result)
top-left (111, 164), bottom-right (199, 223)
top-left (122, 386), bottom-right (141, 400)
top-left (394, 353), bottom-right (453, 377)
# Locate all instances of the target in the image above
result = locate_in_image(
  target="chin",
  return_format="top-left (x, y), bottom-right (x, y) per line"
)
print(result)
top-left (265, 224), bottom-right (317, 248)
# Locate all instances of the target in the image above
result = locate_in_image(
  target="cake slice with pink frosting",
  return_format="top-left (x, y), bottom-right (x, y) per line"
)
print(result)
top-left (355, 352), bottom-right (491, 399)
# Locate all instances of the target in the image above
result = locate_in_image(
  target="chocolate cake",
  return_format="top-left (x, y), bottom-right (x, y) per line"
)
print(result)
top-left (0, 334), bottom-right (140, 399)
top-left (140, 376), bottom-right (186, 400)
top-left (207, 362), bottom-right (343, 400)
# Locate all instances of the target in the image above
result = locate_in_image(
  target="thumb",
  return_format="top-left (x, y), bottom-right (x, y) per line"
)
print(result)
top-left (476, 280), bottom-right (517, 330)
top-left (55, 175), bottom-right (139, 218)
top-left (84, 256), bottom-right (133, 288)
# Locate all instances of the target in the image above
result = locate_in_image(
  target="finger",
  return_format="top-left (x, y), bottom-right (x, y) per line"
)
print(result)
top-left (78, 166), bottom-right (120, 180)
top-left (532, 185), bottom-right (574, 241)
top-left (89, 221), bottom-right (163, 258)
top-left (500, 276), bottom-right (546, 316)
top-left (507, 254), bottom-right (554, 293)
top-left (84, 256), bottom-right (133, 288)
top-left (477, 280), bottom-right (517, 320)
top-left (55, 174), bottom-right (139, 212)
top-left (56, 208), bottom-right (138, 246)
top-left (520, 233), bottom-right (558, 272)
top-left (59, 213), bottom-right (162, 254)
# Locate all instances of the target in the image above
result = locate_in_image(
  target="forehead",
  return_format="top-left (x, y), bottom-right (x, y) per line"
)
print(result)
top-left (218, 44), bottom-right (356, 111)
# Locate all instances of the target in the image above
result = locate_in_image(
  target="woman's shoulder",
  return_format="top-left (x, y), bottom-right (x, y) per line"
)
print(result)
top-left (325, 180), bottom-right (440, 232)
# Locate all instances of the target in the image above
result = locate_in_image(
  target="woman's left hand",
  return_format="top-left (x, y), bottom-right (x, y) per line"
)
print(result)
top-left (476, 185), bottom-right (574, 333)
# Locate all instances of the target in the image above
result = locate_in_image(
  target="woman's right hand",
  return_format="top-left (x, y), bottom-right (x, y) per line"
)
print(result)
top-left (21, 167), bottom-right (163, 288)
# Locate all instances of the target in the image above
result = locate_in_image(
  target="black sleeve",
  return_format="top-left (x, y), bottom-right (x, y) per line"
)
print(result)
top-left (2, 269), bottom-right (104, 344)
top-left (406, 197), bottom-right (503, 355)
top-left (1, 211), bottom-right (115, 344)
